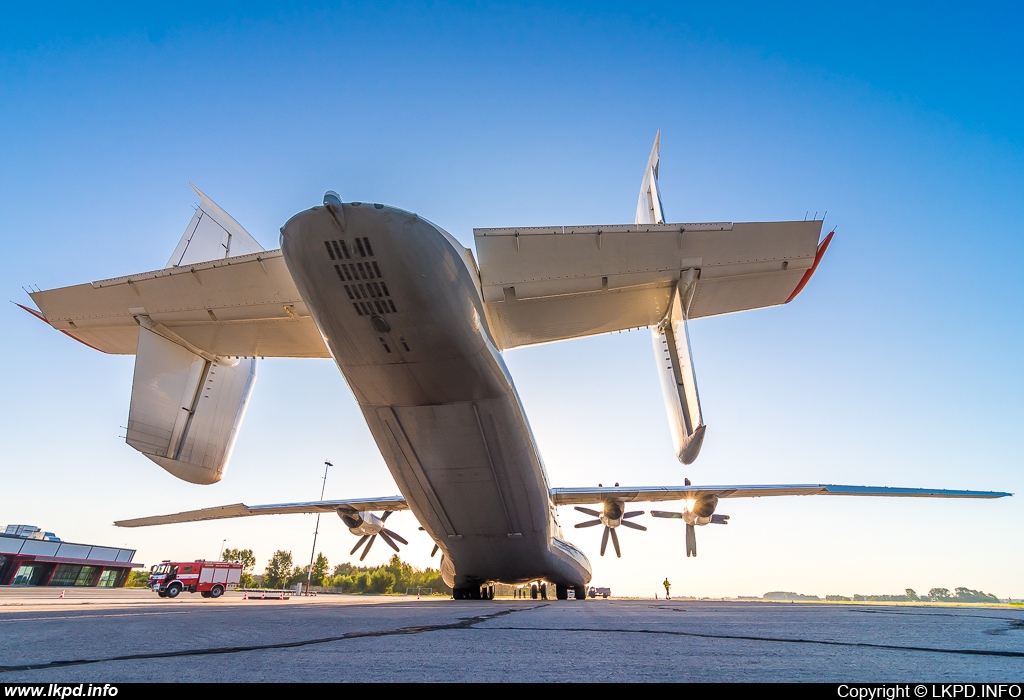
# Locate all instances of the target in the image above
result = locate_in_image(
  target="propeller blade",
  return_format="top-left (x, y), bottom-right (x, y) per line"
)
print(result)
top-left (620, 520), bottom-right (647, 531)
top-left (379, 530), bottom-right (401, 553)
top-left (574, 506), bottom-right (601, 518)
top-left (360, 535), bottom-right (377, 561)
top-left (381, 511), bottom-right (393, 522)
top-left (622, 511), bottom-right (644, 519)
top-left (574, 519), bottom-right (603, 528)
top-left (600, 526), bottom-right (610, 556)
top-left (350, 534), bottom-right (369, 556)
top-left (651, 511), bottom-right (684, 519)
top-left (383, 528), bottom-right (408, 545)
top-left (431, 543), bottom-right (439, 557)
top-left (685, 523), bottom-right (697, 557)
top-left (610, 528), bottom-right (621, 558)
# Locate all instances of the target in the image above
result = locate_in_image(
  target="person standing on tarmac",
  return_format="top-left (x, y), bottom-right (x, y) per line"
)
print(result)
top-left (663, 578), bottom-right (671, 600)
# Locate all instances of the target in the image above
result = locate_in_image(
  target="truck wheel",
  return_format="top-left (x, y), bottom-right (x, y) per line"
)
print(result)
top-left (157, 591), bottom-right (168, 598)
top-left (166, 584), bottom-right (182, 599)
top-left (210, 585), bottom-right (224, 599)
top-left (201, 591), bottom-right (211, 598)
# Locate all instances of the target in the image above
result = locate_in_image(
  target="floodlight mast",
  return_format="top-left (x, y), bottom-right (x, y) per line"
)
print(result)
top-left (305, 460), bottom-right (332, 595)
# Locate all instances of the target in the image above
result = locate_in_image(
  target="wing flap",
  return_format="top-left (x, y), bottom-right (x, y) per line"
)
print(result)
top-left (550, 484), bottom-right (1012, 505)
top-left (114, 496), bottom-right (409, 527)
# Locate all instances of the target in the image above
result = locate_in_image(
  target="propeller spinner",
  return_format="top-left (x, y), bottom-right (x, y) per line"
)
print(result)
top-left (574, 501), bottom-right (646, 557)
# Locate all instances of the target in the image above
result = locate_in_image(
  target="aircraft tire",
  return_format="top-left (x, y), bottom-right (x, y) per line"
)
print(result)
top-left (574, 585), bottom-right (587, 601)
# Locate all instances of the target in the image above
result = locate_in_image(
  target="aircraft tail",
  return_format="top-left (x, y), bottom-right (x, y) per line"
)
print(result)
top-left (637, 132), bottom-right (705, 464)
top-left (125, 187), bottom-right (262, 484)
top-left (167, 184), bottom-right (263, 267)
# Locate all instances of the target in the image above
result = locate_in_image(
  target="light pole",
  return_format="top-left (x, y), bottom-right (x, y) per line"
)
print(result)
top-left (219, 539), bottom-right (226, 560)
top-left (305, 460), bottom-right (332, 595)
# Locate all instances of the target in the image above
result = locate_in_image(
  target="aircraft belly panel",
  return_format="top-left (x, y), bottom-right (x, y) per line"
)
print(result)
top-left (281, 202), bottom-right (589, 587)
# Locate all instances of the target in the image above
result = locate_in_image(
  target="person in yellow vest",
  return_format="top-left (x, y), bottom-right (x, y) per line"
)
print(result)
top-left (663, 578), bottom-right (671, 600)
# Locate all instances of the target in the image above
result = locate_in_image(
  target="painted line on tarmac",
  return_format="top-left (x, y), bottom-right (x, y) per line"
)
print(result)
top-left (483, 626), bottom-right (1024, 659)
top-left (0, 606), bottom-right (542, 674)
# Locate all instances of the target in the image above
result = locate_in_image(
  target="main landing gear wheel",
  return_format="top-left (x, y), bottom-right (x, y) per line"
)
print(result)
top-left (556, 584), bottom-right (568, 600)
top-left (530, 584), bottom-right (538, 599)
top-left (540, 583), bottom-right (548, 600)
top-left (574, 585), bottom-right (587, 602)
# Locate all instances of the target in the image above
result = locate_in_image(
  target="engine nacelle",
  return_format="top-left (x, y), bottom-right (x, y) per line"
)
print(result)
top-left (337, 509), bottom-right (383, 536)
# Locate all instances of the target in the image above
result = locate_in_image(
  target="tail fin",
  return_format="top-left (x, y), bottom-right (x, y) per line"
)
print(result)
top-left (166, 184), bottom-right (263, 267)
top-left (128, 185), bottom-right (261, 483)
top-left (635, 130), bottom-right (665, 225)
top-left (127, 325), bottom-right (256, 484)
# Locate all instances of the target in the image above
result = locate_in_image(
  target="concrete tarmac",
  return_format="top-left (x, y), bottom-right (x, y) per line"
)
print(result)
top-left (1, 589), bottom-right (1022, 682)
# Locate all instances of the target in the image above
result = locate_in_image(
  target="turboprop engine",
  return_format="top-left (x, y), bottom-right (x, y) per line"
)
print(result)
top-left (651, 495), bottom-right (729, 558)
top-left (574, 499), bottom-right (647, 557)
top-left (337, 509), bottom-right (408, 561)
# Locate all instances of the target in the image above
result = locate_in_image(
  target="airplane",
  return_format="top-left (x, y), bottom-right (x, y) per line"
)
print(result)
top-left (21, 132), bottom-right (1010, 601)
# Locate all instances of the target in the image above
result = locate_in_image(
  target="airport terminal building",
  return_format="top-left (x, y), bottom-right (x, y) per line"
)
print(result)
top-left (0, 525), bottom-right (143, 587)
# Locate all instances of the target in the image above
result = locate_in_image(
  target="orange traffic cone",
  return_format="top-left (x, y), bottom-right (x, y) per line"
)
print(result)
top-left (261, 591), bottom-right (265, 600)
top-left (59, 590), bottom-right (65, 598)
top-left (242, 591), bottom-right (247, 600)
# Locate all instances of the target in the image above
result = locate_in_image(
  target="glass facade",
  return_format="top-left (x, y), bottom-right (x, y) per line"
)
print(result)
top-left (12, 564), bottom-right (45, 585)
top-left (50, 564), bottom-right (83, 587)
top-left (74, 566), bottom-right (99, 587)
top-left (97, 569), bottom-right (119, 587)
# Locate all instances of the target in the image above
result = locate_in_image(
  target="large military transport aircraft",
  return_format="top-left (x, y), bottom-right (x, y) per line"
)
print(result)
top-left (23, 133), bottom-right (1009, 600)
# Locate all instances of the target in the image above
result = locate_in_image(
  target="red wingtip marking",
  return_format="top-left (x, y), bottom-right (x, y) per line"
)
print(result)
top-left (15, 302), bottom-right (48, 323)
top-left (16, 302), bottom-right (103, 352)
top-left (785, 230), bottom-right (834, 304)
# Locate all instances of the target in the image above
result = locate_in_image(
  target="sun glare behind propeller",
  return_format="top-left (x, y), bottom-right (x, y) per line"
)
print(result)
top-left (651, 510), bottom-right (729, 557)
top-left (574, 505), bottom-right (646, 557)
top-left (349, 511), bottom-right (409, 562)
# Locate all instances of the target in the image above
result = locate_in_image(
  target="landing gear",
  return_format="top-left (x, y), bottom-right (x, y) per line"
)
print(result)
top-left (530, 584), bottom-right (538, 599)
top-left (574, 585), bottom-right (587, 602)
top-left (540, 583), bottom-right (547, 600)
top-left (453, 584), bottom-right (493, 600)
top-left (556, 584), bottom-right (568, 600)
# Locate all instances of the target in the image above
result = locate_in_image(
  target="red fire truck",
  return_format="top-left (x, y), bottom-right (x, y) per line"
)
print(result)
top-left (148, 560), bottom-right (243, 598)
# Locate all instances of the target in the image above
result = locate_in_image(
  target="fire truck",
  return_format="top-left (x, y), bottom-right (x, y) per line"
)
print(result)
top-left (148, 560), bottom-right (243, 598)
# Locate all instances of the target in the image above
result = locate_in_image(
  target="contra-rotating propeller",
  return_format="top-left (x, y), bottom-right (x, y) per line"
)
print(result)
top-left (342, 510), bottom-right (409, 562)
top-left (574, 502), bottom-right (646, 557)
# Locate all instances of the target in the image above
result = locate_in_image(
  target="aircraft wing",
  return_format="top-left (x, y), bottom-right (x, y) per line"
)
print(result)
top-left (549, 484), bottom-right (1012, 505)
top-left (114, 496), bottom-right (409, 527)
top-left (476, 220), bottom-right (831, 350)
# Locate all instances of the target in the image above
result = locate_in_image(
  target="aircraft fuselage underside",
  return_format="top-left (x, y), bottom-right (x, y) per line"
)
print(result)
top-left (280, 202), bottom-right (592, 590)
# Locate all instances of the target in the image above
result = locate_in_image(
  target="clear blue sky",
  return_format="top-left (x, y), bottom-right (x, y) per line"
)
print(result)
top-left (3, 2), bottom-right (1022, 598)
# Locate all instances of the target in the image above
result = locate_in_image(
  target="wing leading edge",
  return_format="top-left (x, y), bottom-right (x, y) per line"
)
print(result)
top-left (550, 484), bottom-right (1012, 505)
top-left (114, 496), bottom-right (408, 528)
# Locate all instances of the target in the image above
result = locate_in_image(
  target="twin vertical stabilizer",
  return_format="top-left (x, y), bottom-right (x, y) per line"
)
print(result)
top-left (639, 132), bottom-right (706, 464)
top-left (126, 186), bottom-right (260, 484)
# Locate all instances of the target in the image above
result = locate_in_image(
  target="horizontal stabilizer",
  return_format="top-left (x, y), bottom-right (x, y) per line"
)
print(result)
top-left (115, 495), bottom-right (409, 527)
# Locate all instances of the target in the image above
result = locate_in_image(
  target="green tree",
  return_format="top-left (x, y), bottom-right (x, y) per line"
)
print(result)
top-left (928, 587), bottom-right (951, 600)
top-left (223, 548), bottom-right (257, 589)
top-left (369, 568), bottom-right (396, 594)
top-left (905, 589), bottom-right (919, 601)
top-left (125, 570), bottom-right (150, 588)
top-left (264, 550), bottom-right (293, 589)
top-left (311, 553), bottom-right (330, 586)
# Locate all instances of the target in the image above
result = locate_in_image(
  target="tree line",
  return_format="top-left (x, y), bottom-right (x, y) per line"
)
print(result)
top-left (824, 587), bottom-right (1001, 603)
top-left (234, 548), bottom-right (450, 594)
